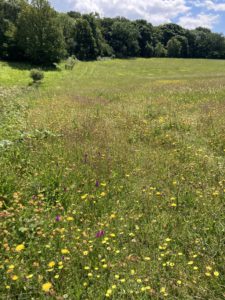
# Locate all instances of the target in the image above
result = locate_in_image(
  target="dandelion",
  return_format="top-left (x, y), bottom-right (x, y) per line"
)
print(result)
top-left (8, 265), bottom-right (15, 270)
top-left (214, 271), bottom-right (219, 277)
top-left (15, 244), bottom-right (25, 252)
top-left (12, 275), bottom-right (18, 281)
top-left (42, 282), bottom-right (52, 292)
top-left (61, 249), bottom-right (70, 255)
top-left (48, 261), bottom-right (55, 268)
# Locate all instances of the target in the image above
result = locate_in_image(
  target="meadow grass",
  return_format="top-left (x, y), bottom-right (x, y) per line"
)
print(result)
top-left (0, 58), bottom-right (224, 299)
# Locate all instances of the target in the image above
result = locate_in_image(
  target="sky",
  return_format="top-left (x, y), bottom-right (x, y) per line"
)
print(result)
top-left (50, 0), bottom-right (225, 34)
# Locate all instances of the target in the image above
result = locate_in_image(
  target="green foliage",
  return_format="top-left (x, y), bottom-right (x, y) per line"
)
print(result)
top-left (30, 68), bottom-right (44, 82)
top-left (16, 0), bottom-right (66, 64)
top-left (167, 37), bottom-right (182, 57)
top-left (154, 42), bottom-right (167, 57)
top-left (65, 55), bottom-right (77, 70)
top-left (111, 20), bottom-right (140, 57)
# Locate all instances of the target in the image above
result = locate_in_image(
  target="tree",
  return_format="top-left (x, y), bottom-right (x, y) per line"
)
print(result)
top-left (167, 37), bottom-right (182, 57)
top-left (134, 19), bottom-right (153, 57)
top-left (73, 18), bottom-right (98, 60)
top-left (154, 42), bottom-right (167, 57)
top-left (0, 0), bottom-right (23, 59)
top-left (16, 0), bottom-right (66, 64)
top-left (144, 42), bottom-right (154, 58)
top-left (110, 21), bottom-right (140, 57)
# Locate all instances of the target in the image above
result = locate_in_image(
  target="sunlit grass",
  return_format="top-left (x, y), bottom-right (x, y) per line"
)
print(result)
top-left (0, 58), bottom-right (224, 299)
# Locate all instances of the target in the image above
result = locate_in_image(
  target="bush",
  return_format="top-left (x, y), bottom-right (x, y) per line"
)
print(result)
top-left (30, 69), bottom-right (44, 83)
top-left (65, 56), bottom-right (77, 70)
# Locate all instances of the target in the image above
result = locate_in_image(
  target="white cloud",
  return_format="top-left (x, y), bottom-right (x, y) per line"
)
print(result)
top-left (192, 0), bottom-right (225, 11)
top-left (178, 13), bottom-right (219, 29)
top-left (65, 0), bottom-right (190, 24)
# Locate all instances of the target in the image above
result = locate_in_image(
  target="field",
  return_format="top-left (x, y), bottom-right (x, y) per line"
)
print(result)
top-left (0, 58), bottom-right (224, 299)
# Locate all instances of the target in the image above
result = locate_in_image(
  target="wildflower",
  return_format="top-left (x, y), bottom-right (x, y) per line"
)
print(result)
top-left (81, 194), bottom-right (88, 200)
top-left (83, 251), bottom-right (89, 256)
top-left (12, 275), bottom-right (18, 281)
top-left (15, 244), bottom-right (25, 252)
top-left (188, 261), bottom-right (194, 265)
top-left (205, 272), bottom-right (211, 277)
top-left (95, 181), bottom-right (100, 187)
top-left (8, 265), bottom-right (15, 270)
top-left (54, 274), bottom-right (59, 279)
top-left (112, 285), bottom-right (117, 289)
top-left (115, 275), bottom-right (120, 279)
top-left (96, 230), bottom-right (105, 238)
top-left (177, 280), bottom-right (182, 285)
top-left (106, 289), bottom-right (112, 297)
top-left (130, 269), bottom-right (135, 275)
top-left (26, 274), bottom-right (33, 279)
top-left (100, 192), bottom-right (106, 197)
top-left (67, 217), bottom-right (74, 221)
top-left (120, 278), bottom-right (126, 283)
top-left (61, 249), bottom-right (70, 254)
top-left (42, 282), bottom-right (52, 292)
top-left (48, 261), bottom-right (55, 268)
top-left (88, 273), bottom-right (93, 277)
top-left (214, 271), bottom-right (219, 277)
top-left (55, 215), bottom-right (61, 222)
top-left (144, 257), bottom-right (151, 261)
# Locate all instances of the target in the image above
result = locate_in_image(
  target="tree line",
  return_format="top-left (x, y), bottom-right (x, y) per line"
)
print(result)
top-left (1, 0), bottom-right (225, 65)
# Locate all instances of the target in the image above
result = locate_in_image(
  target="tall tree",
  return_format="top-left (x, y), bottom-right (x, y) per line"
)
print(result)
top-left (16, 0), bottom-right (65, 64)
top-left (110, 20), bottom-right (140, 58)
top-left (167, 37), bottom-right (182, 57)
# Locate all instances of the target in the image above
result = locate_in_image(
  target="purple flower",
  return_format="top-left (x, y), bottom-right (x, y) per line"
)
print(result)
top-left (95, 180), bottom-right (100, 188)
top-left (56, 215), bottom-right (61, 222)
top-left (96, 230), bottom-right (105, 238)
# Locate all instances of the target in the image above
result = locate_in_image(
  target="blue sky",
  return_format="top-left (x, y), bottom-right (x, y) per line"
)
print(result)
top-left (50, 0), bottom-right (225, 34)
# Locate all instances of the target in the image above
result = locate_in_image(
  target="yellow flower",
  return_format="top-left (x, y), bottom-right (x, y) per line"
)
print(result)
top-left (112, 285), bottom-right (117, 289)
top-left (61, 249), bottom-right (70, 254)
top-left (144, 257), bottom-right (151, 261)
top-left (48, 261), bottom-right (55, 268)
top-left (81, 194), bottom-right (88, 200)
top-left (12, 275), bottom-right (18, 281)
top-left (15, 244), bottom-right (25, 252)
top-left (100, 192), bottom-right (106, 197)
top-left (205, 272), bottom-right (211, 277)
top-left (54, 274), bottom-right (59, 279)
top-left (26, 274), bottom-right (33, 279)
top-left (8, 265), bottom-right (15, 270)
top-left (42, 282), bottom-right (52, 292)
top-left (214, 271), bottom-right (219, 277)
top-left (83, 251), bottom-right (89, 256)
top-left (67, 217), bottom-right (74, 221)
top-left (177, 280), bottom-right (182, 285)
top-left (188, 261), bottom-right (194, 265)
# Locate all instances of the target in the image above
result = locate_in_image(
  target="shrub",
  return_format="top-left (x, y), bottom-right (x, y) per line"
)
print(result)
top-left (65, 56), bottom-right (77, 70)
top-left (30, 69), bottom-right (44, 83)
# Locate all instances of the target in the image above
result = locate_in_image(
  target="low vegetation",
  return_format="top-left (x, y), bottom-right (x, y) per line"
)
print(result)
top-left (0, 58), bottom-right (224, 299)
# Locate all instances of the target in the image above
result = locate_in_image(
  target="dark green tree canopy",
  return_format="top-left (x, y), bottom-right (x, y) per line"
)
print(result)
top-left (0, 0), bottom-right (225, 64)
